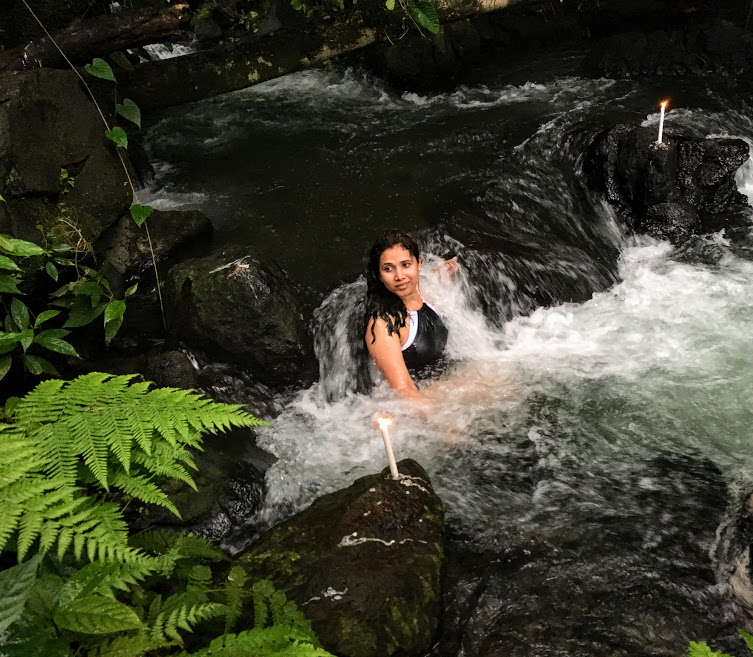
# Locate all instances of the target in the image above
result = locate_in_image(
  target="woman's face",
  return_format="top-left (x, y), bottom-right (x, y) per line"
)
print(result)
top-left (378, 245), bottom-right (422, 299)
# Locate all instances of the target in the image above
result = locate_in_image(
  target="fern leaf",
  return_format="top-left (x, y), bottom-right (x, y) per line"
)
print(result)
top-left (187, 626), bottom-right (335, 657)
top-left (111, 472), bottom-right (180, 517)
top-left (187, 564), bottom-right (212, 593)
top-left (224, 566), bottom-right (248, 633)
top-left (53, 594), bottom-right (143, 634)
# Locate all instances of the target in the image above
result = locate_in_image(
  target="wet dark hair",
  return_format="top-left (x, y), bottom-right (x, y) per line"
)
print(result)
top-left (364, 229), bottom-right (421, 344)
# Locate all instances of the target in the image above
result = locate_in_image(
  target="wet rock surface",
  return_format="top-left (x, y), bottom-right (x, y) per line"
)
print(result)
top-left (95, 209), bottom-right (213, 296)
top-left (0, 69), bottom-right (130, 245)
top-left (235, 459), bottom-right (445, 657)
top-left (584, 20), bottom-right (753, 80)
top-left (165, 246), bottom-right (317, 389)
top-left (134, 435), bottom-right (271, 544)
top-left (587, 124), bottom-right (750, 243)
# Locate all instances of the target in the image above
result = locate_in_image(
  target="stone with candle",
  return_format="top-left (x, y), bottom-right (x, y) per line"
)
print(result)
top-left (235, 458), bottom-right (445, 657)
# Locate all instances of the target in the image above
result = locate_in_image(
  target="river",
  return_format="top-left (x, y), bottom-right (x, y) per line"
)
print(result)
top-left (141, 49), bottom-right (753, 656)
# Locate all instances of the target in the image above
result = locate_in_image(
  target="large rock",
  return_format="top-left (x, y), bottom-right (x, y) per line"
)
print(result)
top-left (0, 69), bottom-right (130, 245)
top-left (584, 21), bottom-right (753, 80)
top-left (587, 124), bottom-right (750, 243)
top-left (132, 437), bottom-right (271, 544)
top-left (236, 459), bottom-right (445, 657)
top-left (165, 247), bottom-right (317, 388)
top-left (95, 209), bottom-right (213, 295)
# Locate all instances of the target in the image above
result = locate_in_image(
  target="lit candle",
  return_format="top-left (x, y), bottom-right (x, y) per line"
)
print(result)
top-left (377, 417), bottom-right (399, 480)
top-left (657, 99), bottom-right (669, 144)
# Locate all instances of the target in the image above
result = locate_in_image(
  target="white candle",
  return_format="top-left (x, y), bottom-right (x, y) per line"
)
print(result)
top-left (377, 417), bottom-right (399, 480)
top-left (657, 100), bottom-right (669, 144)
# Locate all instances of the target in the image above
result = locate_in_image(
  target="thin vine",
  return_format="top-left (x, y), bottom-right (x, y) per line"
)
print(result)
top-left (21, 0), bottom-right (167, 330)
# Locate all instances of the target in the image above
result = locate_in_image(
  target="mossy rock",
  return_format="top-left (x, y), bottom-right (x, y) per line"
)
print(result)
top-left (235, 459), bottom-right (445, 657)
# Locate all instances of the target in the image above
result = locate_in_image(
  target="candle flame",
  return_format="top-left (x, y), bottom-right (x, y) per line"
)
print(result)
top-left (660, 100), bottom-right (669, 108)
top-left (377, 417), bottom-right (393, 430)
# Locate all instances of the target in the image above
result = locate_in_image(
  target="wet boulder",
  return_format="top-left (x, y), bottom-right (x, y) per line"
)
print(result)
top-left (584, 20), bottom-right (753, 80)
top-left (133, 438), bottom-right (270, 544)
top-left (587, 124), bottom-right (750, 243)
top-left (235, 459), bottom-right (445, 657)
top-left (95, 209), bottom-right (213, 296)
top-left (165, 247), bottom-right (317, 389)
top-left (0, 69), bottom-right (130, 245)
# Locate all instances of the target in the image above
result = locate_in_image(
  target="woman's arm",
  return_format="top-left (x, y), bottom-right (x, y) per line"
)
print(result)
top-left (366, 317), bottom-right (423, 400)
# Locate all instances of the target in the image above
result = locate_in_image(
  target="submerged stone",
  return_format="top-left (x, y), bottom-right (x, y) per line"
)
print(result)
top-left (235, 459), bottom-right (445, 657)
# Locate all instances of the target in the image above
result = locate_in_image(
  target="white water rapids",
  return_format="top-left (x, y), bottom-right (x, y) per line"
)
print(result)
top-left (143, 61), bottom-right (753, 654)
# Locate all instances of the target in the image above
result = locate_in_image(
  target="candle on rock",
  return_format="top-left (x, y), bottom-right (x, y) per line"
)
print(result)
top-left (377, 417), bottom-right (400, 480)
top-left (657, 100), bottom-right (669, 144)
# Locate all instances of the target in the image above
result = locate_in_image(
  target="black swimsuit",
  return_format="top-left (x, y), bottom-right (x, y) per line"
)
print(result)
top-left (401, 303), bottom-right (448, 378)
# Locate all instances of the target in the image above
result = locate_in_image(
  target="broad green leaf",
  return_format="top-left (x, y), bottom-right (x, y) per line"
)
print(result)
top-left (84, 57), bottom-right (117, 82)
top-left (109, 51), bottom-right (135, 72)
top-left (23, 355), bottom-right (59, 376)
top-left (0, 255), bottom-right (19, 271)
top-left (51, 242), bottom-right (72, 253)
top-left (104, 315), bottom-right (124, 346)
top-left (385, 0), bottom-right (395, 9)
top-left (410, 0), bottom-right (439, 33)
top-left (130, 203), bottom-right (153, 227)
top-left (19, 328), bottom-right (34, 352)
top-left (76, 280), bottom-right (104, 300)
top-left (105, 126), bottom-right (128, 149)
top-left (0, 273), bottom-right (21, 294)
top-left (104, 300), bottom-right (126, 324)
top-left (739, 630), bottom-right (753, 653)
top-left (11, 297), bottom-right (30, 329)
top-left (46, 261), bottom-right (59, 281)
top-left (125, 283), bottom-right (138, 297)
top-left (27, 574), bottom-right (64, 619)
top-left (115, 98), bottom-right (141, 128)
top-left (34, 334), bottom-right (80, 358)
top-left (34, 309), bottom-right (61, 328)
top-left (0, 193), bottom-right (4, 201)
top-left (0, 235), bottom-right (46, 256)
top-left (64, 300), bottom-right (107, 328)
top-left (0, 331), bottom-right (21, 354)
top-left (0, 355), bottom-right (11, 381)
top-left (4, 396), bottom-right (19, 417)
top-left (0, 554), bottom-right (41, 633)
top-left (53, 595), bottom-right (143, 634)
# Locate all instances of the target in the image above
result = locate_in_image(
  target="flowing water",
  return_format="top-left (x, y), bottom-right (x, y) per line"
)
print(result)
top-left (142, 50), bottom-right (753, 656)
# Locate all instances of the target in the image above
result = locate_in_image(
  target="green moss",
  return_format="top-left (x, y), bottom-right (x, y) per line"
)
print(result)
top-left (338, 616), bottom-right (378, 656)
top-left (194, 2), bottom-right (217, 21)
top-left (5, 168), bottom-right (19, 186)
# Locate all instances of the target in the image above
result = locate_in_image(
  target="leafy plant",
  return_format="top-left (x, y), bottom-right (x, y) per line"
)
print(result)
top-left (385, 0), bottom-right (439, 34)
top-left (238, 9), bottom-right (260, 32)
top-left (0, 372), bottom-right (266, 563)
top-left (688, 630), bottom-right (753, 656)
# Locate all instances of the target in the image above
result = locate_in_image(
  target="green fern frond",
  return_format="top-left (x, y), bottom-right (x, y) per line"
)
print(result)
top-left (111, 472), bottom-right (180, 517)
top-left (185, 626), bottom-right (335, 657)
top-left (130, 531), bottom-right (227, 563)
top-left (187, 564), bottom-right (212, 593)
top-left (223, 566), bottom-right (248, 633)
top-left (1, 372), bottom-right (264, 567)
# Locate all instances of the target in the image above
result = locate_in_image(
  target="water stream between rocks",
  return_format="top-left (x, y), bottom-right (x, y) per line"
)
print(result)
top-left (141, 50), bottom-right (753, 656)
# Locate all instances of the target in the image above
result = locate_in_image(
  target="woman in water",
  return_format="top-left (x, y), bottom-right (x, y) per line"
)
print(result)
top-left (364, 230), bottom-right (457, 399)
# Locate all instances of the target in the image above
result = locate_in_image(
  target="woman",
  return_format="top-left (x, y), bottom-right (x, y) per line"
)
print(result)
top-left (363, 230), bottom-right (456, 400)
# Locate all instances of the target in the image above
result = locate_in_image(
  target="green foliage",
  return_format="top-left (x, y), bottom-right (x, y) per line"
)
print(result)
top-left (0, 372), bottom-right (265, 562)
top-left (688, 630), bottom-right (753, 657)
top-left (115, 99), bottom-right (141, 128)
top-left (105, 127), bottom-right (128, 149)
top-left (238, 9), bottom-right (259, 31)
top-left (185, 626), bottom-right (335, 656)
top-left (0, 554), bottom-right (41, 633)
top-left (84, 58), bottom-right (117, 82)
top-left (384, 0), bottom-right (440, 34)
top-left (129, 203), bottom-right (153, 227)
